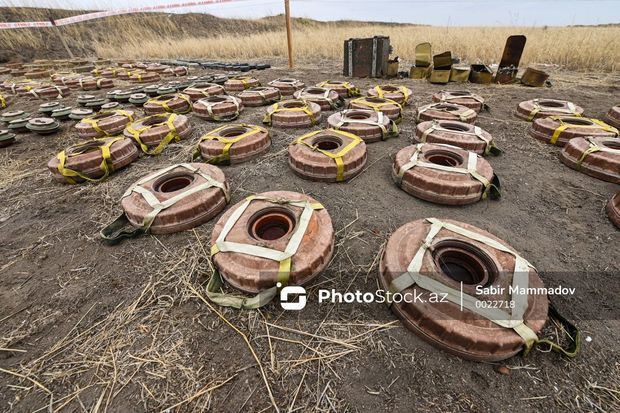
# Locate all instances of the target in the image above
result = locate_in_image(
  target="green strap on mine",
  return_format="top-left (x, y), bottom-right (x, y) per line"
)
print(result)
top-left (205, 269), bottom-right (280, 309)
top-left (387, 217), bottom-right (580, 358)
top-left (100, 214), bottom-right (146, 245)
top-left (531, 300), bottom-right (581, 358)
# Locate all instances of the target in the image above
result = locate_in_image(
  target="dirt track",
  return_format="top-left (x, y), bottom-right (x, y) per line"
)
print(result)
top-left (0, 61), bottom-right (619, 412)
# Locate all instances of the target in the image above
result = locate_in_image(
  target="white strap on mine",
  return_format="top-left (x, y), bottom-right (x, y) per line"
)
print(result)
top-left (388, 217), bottom-right (538, 343)
top-left (421, 121), bottom-right (491, 148)
top-left (586, 137), bottom-right (620, 154)
top-left (533, 99), bottom-right (578, 115)
top-left (336, 110), bottom-right (387, 135)
top-left (200, 96), bottom-right (240, 117)
top-left (396, 143), bottom-right (490, 188)
top-left (440, 91), bottom-right (484, 103)
top-left (122, 163), bottom-right (229, 229)
top-left (213, 196), bottom-right (315, 262)
top-left (320, 88), bottom-right (336, 105)
top-left (416, 103), bottom-right (474, 122)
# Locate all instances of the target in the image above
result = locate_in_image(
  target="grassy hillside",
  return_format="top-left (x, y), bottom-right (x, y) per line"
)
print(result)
top-left (1, 7), bottom-right (619, 71)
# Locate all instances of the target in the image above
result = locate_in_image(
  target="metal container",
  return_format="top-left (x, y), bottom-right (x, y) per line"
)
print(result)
top-left (343, 36), bottom-right (391, 78)
top-left (521, 67), bottom-right (549, 87)
top-left (469, 64), bottom-right (494, 84)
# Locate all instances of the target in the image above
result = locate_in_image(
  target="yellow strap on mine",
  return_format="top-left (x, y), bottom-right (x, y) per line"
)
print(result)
top-left (263, 101), bottom-right (317, 126)
top-left (550, 117), bottom-right (619, 145)
top-left (318, 80), bottom-right (361, 97)
top-left (147, 94), bottom-right (192, 114)
top-left (127, 114), bottom-right (180, 155)
top-left (81, 110), bottom-right (134, 137)
top-left (195, 124), bottom-right (264, 164)
top-left (293, 129), bottom-right (363, 181)
top-left (56, 137), bottom-right (123, 184)
top-left (373, 85), bottom-right (411, 103)
top-left (577, 137), bottom-right (620, 166)
top-left (0, 95), bottom-right (5, 109)
top-left (350, 97), bottom-right (403, 123)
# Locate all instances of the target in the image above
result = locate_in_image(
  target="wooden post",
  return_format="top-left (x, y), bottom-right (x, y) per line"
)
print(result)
top-left (284, 0), bottom-right (294, 69)
top-left (50, 19), bottom-right (74, 59)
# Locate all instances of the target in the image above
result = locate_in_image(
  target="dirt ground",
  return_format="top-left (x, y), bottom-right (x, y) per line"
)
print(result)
top-left (0, 61), bottom-right (619, 413)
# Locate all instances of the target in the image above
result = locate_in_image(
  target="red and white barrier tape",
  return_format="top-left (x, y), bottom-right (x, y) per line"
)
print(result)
top-left (0, 0), bottom-right (237, 29)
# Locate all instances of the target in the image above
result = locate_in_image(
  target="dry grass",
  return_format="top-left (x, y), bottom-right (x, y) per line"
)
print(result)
top-left (0, 8), bottom-right (619, 71)
top-left (95, 25), bottom-right (620, 72)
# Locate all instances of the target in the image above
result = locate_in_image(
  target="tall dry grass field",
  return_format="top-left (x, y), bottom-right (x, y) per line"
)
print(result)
top-left (101, 25), bottom-right (619, 71)
top-left (1, 8), bottom-right (618, 71)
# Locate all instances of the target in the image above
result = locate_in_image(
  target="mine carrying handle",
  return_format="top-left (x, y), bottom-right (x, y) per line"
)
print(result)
top-left (100, 213), bottom-right (145, 245)
top-left (206, 269), bottom-right (278, 309)
top-left (529, 300), bottom-right (582, 358)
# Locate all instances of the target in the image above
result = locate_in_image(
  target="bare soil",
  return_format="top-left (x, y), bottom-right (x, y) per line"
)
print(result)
top-left (0, 61), bottom-right (619, 412)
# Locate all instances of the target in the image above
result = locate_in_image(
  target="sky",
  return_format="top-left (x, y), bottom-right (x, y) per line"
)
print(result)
top-left (5, 0), bottom-right (620, 26)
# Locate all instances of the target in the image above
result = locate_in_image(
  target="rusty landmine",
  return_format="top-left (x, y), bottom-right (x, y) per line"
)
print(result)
top-left (29, 85), bottom-right (70, 100)
top-left (559, 136), bottom-right (620, 184)
top-left (75, 110), bottom-right (135, 138)
top-left (264, 99), bottom-right (321, 128)
top-left (528, 116), bottom-right (618, 146)
top-left (267, 78), bottom-right (305, 96)
top-left (315, 80), bottom-right (360, 98)
top-left (77, 77), bottom-right (115, 91)
top-left (327, 109), bottom-right (396, 143)
top-left (607, 192), bottom-right (620, 229)
top-left (379, 218), bottom-right (547, 362)
top-left (367, 84), bottom-right (413, 105)
top-left (392, 143), bottom-right (498, 205)
top-left (416, 103), bottom-right (477, 124)
top-left (193, 96), bottom-right (243, 121)
top-left (348, 96), bottom-right (402, 122)
top-left (198, 124), bottom-right (271, 165)
top-left (415, 120), bottom-right (497, 155)
top-left (48, 136), bottom-right (139, 184)
top-left (129, 71), bottom-right (161, 84)
top-left (288, 129), bottom-right (367, 182)
top-left (121, 163), bottom-right (229, 234)
top-left (237, 87), bottom-right (281, 107)
top-left (432, 90), bottom-right (485, 112)
top-left (293, 87), bottom-right (343, 111)
top-left (143, 93), bottom-right (192, 115)
top-left (604, 106), bottom-right (620, 129)
top-left (210, 190), bottom-right (334, 293)
top-left (124, 113), bottom-right (192, 152)
top-left (515, 99), bottom-right (584, 121)
top-left (183, 83), bottom-right (226, 101)
top-left (224, 76), bottom-right (260, 92)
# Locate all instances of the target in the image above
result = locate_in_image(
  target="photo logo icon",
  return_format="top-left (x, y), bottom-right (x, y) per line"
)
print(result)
top-left (278, 283), bottom-right (307, 310)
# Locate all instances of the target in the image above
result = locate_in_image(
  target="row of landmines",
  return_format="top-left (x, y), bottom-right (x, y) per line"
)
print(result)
top-left (1, 60), bottom-right (618, 362)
